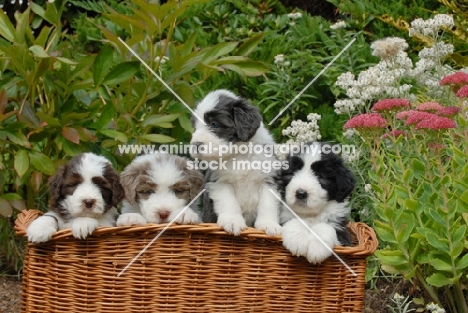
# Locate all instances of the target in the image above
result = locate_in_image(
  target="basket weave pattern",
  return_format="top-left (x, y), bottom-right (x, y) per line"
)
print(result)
top-left (15, 210), bottom-right (378, 313)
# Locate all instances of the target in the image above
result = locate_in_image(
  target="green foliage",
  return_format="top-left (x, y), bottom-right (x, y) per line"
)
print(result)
top-left (368, 108), bottom-right (468, 313)
top-left (0, 0), bottom-right (267, 273)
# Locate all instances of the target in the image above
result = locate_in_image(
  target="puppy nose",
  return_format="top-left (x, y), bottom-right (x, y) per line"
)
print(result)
top-left (158, 211), bottom-right (170, 221)
top-left (83, 199), bottom-right (96, 208)
top-left (191, 142), bottom-right (203, 147)
top-left (295, 189), bottom-right (308, 200)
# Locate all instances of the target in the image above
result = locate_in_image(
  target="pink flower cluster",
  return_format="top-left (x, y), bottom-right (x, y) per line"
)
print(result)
top-left (440, 71), bottom-right (468, 97)
top-left (372, 98), bottom-right (410, 112)
top-left (344, 113), bottom-right (387, 129)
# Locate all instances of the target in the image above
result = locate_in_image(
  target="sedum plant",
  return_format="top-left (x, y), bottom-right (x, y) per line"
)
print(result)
top-left (334, 13), bottom-right (468, 313)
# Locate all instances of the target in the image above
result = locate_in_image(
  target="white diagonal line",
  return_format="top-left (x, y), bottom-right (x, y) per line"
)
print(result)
top-left (117, 189), bottom-right (206, 277)
top-left (268, 189), bottom-right (357, 276)
top-left (268, 38), bottom-right (356, 125)
top-left (117, 37), bottom-right (206, 125)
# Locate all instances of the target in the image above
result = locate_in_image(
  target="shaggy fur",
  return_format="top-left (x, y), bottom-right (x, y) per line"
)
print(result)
top-left (279, 142), bottom-right (356, 263)
top-left (27, 153), bottom-right (124, 242)
top-left (190, 89), bottom-right (282, 236)
top-left (116, 153), bottom-right (204, 226)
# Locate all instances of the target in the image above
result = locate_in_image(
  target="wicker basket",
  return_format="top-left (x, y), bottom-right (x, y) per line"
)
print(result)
top-left (15, 209), bottom-right (378, 313)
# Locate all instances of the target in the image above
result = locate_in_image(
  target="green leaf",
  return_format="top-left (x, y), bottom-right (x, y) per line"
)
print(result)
top-left (92, 102), bottom-right (116, 130)
top-left (0, 199), bottom-right (13, 217)
top-left (402, 169), bottom-right (413, 184)
top-left (14, 150), bottom-right (29, 177)
top-left (426, 232), bottom-right (450, 254)
top-left (375, 226), bottom-right (397, 243)
top-left (411, 158), bottom-right (426, 173)
top-left (140, 134), bottom-right (175, 143)
top-left (6, 132), bottom-right (31, 148)
top-left (395, 216), bottom-right (415, 243)
top-left (0, 10), bottom-right (16, 42)
top-left (235, 33), bottom-right (263, 56)
top-left (1, 193), bottom-right (22, 201)
top-left (100, 129), bottom-right (128, 143)
top-left (29, 151), bottom-right (55, 175)
top-left (202, 42), bottom-right (238, 64)
top-left (375, 250), bottom-right (408, 266)
top-left (143, 114), bottom-right (181, 127)
top-left (430, 258), bottom-right (453, 272)
top-left (452, 224), bottom-right (466, 243)
top-left (55, 57), bottom-right (78, 65)
top-left (36, 112), bottom-right (62, 127)
top-left (426, 273), bottom-right (453, 287)
top-left (102, 61), bottom-right (140, 86)
top-left (225, 61), bottom-right (269, 77)
top-left (93, 45), bottom-right (114, 86)
top-left (29, 45), bottom-right (50, 58)
top-left (456, 253), bottom-right (468, 270)
top-left (460, 190), bottom-right (468, 205)
top-left (404, 198), bottom-right (418, 211)
top-left (178, 114), bottom-right (193, 133)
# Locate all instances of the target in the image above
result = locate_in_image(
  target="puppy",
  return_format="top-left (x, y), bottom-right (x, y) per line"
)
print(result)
top-left (279, 142), bottom-right (356, 263)
top-left (190, 89), bottom-right (282, 236)
top-left (27, 153), bottom-right (124, 243)
top-left (116, 153), bottom-right (204, 226)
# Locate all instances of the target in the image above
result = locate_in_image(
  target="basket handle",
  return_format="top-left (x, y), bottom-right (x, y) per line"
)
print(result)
top-left (14, 209), bottom-right (43, 237)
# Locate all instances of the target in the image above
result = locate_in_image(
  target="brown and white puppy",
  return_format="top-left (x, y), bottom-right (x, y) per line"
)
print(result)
top-left (116, 153), bottom-right (204, 226)
top-left (27, 153), bottom-right (124, 243)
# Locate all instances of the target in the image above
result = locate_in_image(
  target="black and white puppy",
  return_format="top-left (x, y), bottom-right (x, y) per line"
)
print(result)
top-left (27, 153), bottom-right (124, 243)
top-left (116, 153), bottom-right (204, 226)
top-left (190, 89), bottom-right (282, 236)
top-left (279, 142), bottom-right (356, 263)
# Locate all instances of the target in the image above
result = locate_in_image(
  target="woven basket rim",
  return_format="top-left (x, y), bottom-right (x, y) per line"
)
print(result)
top-left (15, 209), bottom-right (378, 256)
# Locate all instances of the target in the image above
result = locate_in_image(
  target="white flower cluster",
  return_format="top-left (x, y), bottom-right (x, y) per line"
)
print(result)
top-left (409, 14), bottom-right (454, 38)
top-left (426, 302), bottom-right (446, 313)
top-left (371, 37), bottom-right (408, 60)
top-left (392, 293), bottom-right (405, 302)
top-left (282, 113), bottom-right (321, 145)
top-left (274, 54), bottom-right (290, 67)
top-left (330, 20), bottom-right (347, 30)
top-left (334, 14), bottom-right (460, 116)
top-left (342, 148), bottom-right (361, 163)
top-left (287, 12), bottom-right (302, 20)
top-left (334, 40), bottom-right (414, 115)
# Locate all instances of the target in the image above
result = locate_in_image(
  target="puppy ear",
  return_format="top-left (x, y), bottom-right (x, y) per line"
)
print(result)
top-left (120, 166), bottom-right (141, 205)
top-left (333, 158), bottom-right (356, 202)
top-left (48, 165), bottom-right (67, 211)
top-left (185, 168), bottom-right (204, 201)
top-left (103, 163), bottom-right (125, 208)
top-left (232, 99), bottom-right (262, 141)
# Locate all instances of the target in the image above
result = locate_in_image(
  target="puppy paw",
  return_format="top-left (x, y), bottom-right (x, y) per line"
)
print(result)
top-left (117, 213), bottom-right (147, 226)
top-left (217, 214), bottom-right (247, 236)
top-left (305, 223), bottom-right (339, 264)
top-left (27, 216), bottom-right (58, 243)
top-left (71, 217), bottom-right (99, 239)
top-left (306, 242), bottom-right (334, 264)
top-left (175, 209), bottom-right (200, 225)
top-left (281, 219), bottom-right (310, 256)
top-left (255, 220), bottom-right (282, 236)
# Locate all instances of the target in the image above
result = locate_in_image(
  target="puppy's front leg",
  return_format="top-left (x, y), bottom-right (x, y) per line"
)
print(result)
top-left (254, 185), bottom-right (282, 236)
top-left (71, 217), bottom-right (99, 239)
top-left (27, 214), bottom-right (59, 243)
top-left (211, 183), bottom-right (246, 235)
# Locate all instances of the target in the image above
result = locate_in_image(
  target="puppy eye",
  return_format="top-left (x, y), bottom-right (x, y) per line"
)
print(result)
top-left (65, 183), bottom-right (79, 188)
top-left (139, 189), bottom-right (154, 195)
top-left (173, 189), bottom-right (186, 195)
top-left (210, 122), bottom-right (219, 128)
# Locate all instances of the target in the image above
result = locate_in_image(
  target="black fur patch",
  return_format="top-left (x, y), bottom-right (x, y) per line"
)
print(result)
top-left (203, 95), bottom-right (262, 143)
top-left (310, 152), bottom-right (356, 202)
